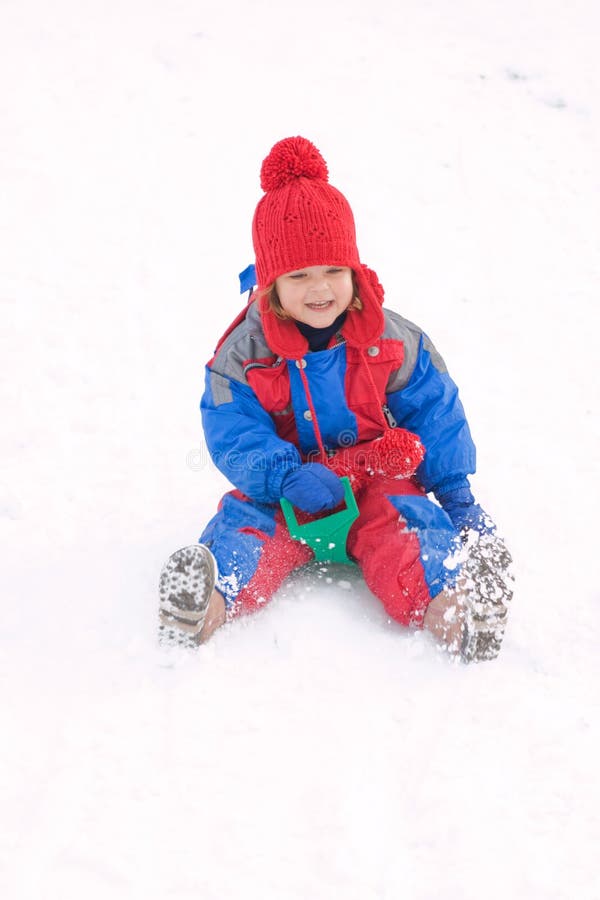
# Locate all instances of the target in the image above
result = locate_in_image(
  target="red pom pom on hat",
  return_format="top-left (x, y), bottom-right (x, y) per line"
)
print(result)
top-left (260, 137), bottom-right (329, 191)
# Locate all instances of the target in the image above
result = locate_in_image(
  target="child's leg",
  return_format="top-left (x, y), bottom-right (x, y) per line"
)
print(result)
top-left (348, 476), bottom-right (460, 629)
top-left (200, 489), bottom-right (313, 621)
top-left (161, 491), bottom-right (313, 646)
top-left (348, 478), bottom-right (512, 660)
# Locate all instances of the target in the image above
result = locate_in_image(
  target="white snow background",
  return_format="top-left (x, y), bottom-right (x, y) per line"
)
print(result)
top-left (2, 1), bottom-right (599, 897)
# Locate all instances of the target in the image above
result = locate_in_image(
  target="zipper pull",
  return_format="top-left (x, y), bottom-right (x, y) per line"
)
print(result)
top-left (382, 403), bottom-right (398, 428)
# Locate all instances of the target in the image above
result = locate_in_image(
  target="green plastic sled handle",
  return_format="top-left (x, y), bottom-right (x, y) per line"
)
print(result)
top-left (279, 476), bottom-right (359, 564)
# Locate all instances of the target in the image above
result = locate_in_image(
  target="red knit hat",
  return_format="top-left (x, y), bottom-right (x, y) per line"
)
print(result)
top-left (253, 136), bottom-right (361, 286)
top-left (252, 136), bottom-right (385, 357)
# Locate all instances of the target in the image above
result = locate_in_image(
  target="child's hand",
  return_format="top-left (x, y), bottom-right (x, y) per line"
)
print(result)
top-left (437, 484), bottom-right (495, 536)
top-left (281, 463), bottom-right (345, 514)
top-left (445, 501), bottom-right (493, 535)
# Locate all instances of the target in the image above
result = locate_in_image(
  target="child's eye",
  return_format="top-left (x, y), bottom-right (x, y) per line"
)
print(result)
top-left (326, 267), bottom-right (344, 274)
top-left (288, 272), bottom-right (307, 280)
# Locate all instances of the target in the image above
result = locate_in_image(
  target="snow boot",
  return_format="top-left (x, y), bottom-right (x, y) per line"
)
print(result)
top-left (158, 544), bottom-right (217, 648)
top-left (459, 530), bottom-right (514, 663)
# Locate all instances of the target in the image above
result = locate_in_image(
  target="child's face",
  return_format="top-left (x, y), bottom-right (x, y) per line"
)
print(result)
top-left (275, 265), bottom-right (354, 328)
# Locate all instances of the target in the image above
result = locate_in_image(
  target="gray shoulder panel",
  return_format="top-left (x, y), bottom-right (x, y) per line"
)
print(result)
top-left (422, 332), bottom-right (447, 374)
top-left (210, 371), bottom-right (233, 405)
top-left (383, 307), bottom-right (447, 394)
top-left (210, 301), bottom-right (272, 387)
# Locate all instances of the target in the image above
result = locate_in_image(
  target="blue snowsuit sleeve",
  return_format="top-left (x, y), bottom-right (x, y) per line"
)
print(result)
top-left (201, 365), bottom-right (302, 504)
top-left (386, 334), bottom-right (476, 494)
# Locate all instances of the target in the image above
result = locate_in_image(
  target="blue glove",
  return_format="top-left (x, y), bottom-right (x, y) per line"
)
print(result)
top-left (281, 463), bottom-right (345, 514)
top-left (437, 484), bottom-right (495, 535)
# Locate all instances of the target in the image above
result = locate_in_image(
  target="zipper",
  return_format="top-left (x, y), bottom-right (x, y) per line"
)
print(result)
top-left (382, 403), bottom-right (398, 428)
top-left (243, 356), bottom-right (284, 376)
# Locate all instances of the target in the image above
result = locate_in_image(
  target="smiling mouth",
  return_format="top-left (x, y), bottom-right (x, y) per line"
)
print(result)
top-left (306, 300), bottom-right (333, 310)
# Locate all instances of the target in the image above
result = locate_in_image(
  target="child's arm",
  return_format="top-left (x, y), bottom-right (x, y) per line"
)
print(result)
top-left (385, 329), bottom-right (475, 494)
top-left (202, 365), bottom-right (343, 512)
top-left (386, 343), bottom-right (492, 535)
top-left (201, 367), bottom-right (303, 504)
top-left (381, 313), bottom-right (495, 528)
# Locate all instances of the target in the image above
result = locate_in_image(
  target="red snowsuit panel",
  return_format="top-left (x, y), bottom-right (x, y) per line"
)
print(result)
top-left (347, 477), bottom-right (431, 626)
top-left (343, 341), bottom-right (405, 440)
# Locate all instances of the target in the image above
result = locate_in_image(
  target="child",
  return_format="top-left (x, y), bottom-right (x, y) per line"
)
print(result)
top-left (159, 136), bottom-right (513, 662)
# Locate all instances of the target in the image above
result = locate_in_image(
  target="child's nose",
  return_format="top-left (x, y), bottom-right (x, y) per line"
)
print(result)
top-left (308, 275), bottom-right (329, 293)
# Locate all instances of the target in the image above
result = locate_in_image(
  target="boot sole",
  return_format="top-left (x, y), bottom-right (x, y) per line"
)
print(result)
top-left (459, 532), bottom-right (515, 663)
top-left (158, 544), bottom-right (216, 647)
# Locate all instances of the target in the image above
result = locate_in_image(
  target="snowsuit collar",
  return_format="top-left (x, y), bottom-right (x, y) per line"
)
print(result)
top-left (294, 311), bottom-right (347, 352)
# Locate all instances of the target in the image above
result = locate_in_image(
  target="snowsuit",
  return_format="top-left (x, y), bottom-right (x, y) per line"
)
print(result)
top-left (200, 291), bottom-right (476, 628)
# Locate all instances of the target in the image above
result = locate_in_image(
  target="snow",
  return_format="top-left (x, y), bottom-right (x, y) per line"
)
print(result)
top-left (1, 0), bottom-right (599, 897)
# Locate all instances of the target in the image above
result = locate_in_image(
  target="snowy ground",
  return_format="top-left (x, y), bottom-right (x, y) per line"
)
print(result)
top-left (2, 1), bottom-right (599, 897)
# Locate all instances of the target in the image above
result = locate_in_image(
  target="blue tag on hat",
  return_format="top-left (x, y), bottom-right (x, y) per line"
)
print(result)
top-left (239, 264), bottom-right (256, 295)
